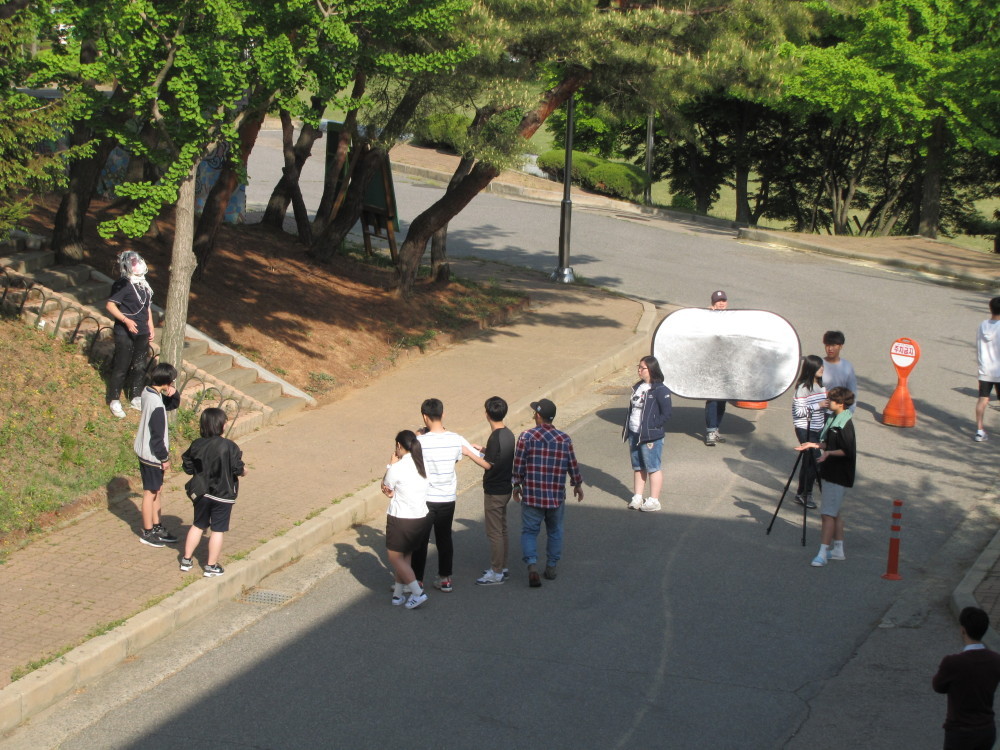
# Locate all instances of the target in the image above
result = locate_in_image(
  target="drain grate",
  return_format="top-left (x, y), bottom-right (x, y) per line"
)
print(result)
top-left (238, 589), bottom-right (294, 605)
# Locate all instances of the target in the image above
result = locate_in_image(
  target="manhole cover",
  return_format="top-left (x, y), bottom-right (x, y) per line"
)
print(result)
top-left (238, 589), bottom-right (294, 605)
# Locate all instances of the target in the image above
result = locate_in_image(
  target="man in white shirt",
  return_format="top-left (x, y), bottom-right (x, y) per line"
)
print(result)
top-left (974, 297), bottom-right (1000, 442)
top-left (412, 398), bottom-right (490, 592)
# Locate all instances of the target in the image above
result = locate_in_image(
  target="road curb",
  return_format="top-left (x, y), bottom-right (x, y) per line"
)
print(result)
top-left (738, 228), bottom-right (999, 290)
top-left (0, 294), bottom-right (655, 734)
top-left (950, 476), bottom-right (1000, 651)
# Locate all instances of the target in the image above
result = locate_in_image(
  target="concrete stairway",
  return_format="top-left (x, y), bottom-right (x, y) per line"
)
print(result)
top-left (1, 235), bottom-right (313, 437)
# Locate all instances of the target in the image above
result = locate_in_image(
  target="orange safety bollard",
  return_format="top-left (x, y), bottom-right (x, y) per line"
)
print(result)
top-left (734, 401), bottom-right (768, 410)
top-left (882, 499), bottom-right (904, 580)
top-left (883, 338), bottom-right (920, 427)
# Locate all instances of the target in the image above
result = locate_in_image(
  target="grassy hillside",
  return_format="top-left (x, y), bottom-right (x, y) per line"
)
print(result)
top-left (0, 318), bottom-right (136, 538)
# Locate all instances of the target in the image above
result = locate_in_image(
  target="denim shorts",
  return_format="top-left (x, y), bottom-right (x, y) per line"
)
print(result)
top-left (628, 433), bottom-right (663, 473)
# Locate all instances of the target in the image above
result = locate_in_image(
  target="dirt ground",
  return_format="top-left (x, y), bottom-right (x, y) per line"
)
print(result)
top-left (22, 198), bottom-right (525, 402)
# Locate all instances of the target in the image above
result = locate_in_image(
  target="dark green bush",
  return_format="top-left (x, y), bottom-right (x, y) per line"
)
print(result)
top-left (412, 113), bottom-right (469, 152)
top-left (670, 193), bottom-right (697, 212)
top-left (536, 149), bottom-right (603, 183)
top-left (585, 162), bottom-right (647, 200)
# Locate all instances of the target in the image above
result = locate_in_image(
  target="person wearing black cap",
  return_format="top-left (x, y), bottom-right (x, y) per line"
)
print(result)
top-left (704, 290), bottom-right (729, 446)
top-left (511, 398), bottom-right (584, 587)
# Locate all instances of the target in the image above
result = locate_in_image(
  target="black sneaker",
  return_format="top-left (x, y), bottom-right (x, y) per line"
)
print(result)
top-left (140, 529), bottom-right (165, 548)
top-left (203, 564), bottom-right (225, 578)
top-left (794, 493), bottom-right (818, 510)
top-left (179, 557), bottom-right (193, 572)
top-left (153, 524), bottom-right (178, 544)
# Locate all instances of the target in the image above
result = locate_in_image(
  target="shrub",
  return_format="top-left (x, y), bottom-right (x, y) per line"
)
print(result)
top-left (535, 149), bottom-right (603, 184)
top-left (411, 113), bottom-right (469, 152)
top-left (670, 193), bottom-right (697, 212)
top-left (585, 162), bottom-right (647, 200)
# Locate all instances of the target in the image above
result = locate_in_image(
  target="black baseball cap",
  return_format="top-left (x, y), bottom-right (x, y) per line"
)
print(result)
top-left (531, 399), bottom-right (557, 421)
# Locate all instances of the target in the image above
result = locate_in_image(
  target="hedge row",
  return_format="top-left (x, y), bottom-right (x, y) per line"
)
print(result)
top-left (536, 149), bottom-right (648, 201)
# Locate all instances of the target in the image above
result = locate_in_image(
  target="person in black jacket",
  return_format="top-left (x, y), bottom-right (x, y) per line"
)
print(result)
top-left (623, 356), bottom-right (673, 512)
top-left (796, 387), bottom-right (856, 567)
top-left (180, 408), bottom-right (246, 577)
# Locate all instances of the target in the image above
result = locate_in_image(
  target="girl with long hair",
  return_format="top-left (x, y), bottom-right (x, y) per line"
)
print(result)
top-left (792, 355), bottom-right (828, 509)
top-left (381, 430), bottom-right (432, 609)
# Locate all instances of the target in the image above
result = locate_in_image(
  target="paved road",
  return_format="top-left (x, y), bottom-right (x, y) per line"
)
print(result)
top-left (7, 132), bottom-right (995, 748)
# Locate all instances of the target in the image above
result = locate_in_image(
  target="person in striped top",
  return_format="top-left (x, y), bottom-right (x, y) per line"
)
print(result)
top-left (792, 355), bottom-right (828, 509)
top-left (512, 399), bottom-right (584, 587)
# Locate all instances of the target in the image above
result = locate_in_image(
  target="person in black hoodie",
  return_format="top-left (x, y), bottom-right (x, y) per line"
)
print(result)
top-left (180, 408), bottom-right (246, 577)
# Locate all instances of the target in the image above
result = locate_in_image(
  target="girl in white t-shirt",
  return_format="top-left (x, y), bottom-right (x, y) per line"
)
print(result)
top-left (792, 355), bottom-right (828, 508)
top-left (382, 430), bottom-right (431, 609)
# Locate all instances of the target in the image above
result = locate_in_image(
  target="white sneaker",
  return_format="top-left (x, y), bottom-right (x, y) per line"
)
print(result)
top-left (476, 570), bottom-right (505, 585)
top-left (828, 548), bottom-right (846, 561)
top-left (404, 592), bottom-right (428, 609)
top-left (975, 430), bottom-right (988, 442)
top-left (130, 396), bottom-right (142, 411)
top-left (811, 554), bottom-right (828, 567)
top-left (640, 498), bottom-right (661, 512)
top-left (628, 496), bottom-right (643, 510)
top-left (109, 400), bottom-right (126, 419)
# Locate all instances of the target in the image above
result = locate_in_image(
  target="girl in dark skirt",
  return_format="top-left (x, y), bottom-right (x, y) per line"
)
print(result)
top-left (382, 430), bottom-right (431, 609)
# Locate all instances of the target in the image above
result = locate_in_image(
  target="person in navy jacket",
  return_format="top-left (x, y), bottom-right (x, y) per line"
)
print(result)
top-left (622, 356), bottom-right (673, 512)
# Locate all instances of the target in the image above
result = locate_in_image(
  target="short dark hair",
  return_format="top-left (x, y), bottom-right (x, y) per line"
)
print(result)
top-left (484, 396), bottom-right (508, 422)
top-left (960, 606), bottom-right (990, 641)
top-left (826, 386), bottom-right (855, 408)
top-left (640, 356), bottom-right (664, 383)
top-left (150, 362), bottom-right (177, 386)
top-left (199, 407), bottom-right (227, 438)
top-left (421, 398), bottom-right (443, 420)
top-left (990, 297), bottom-right (1000, 316)
top-left (823, 330), bottom-right (846, 346)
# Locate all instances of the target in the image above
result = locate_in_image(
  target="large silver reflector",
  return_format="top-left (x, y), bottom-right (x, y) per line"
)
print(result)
top-left (652, 309), bottom-right (800, 401)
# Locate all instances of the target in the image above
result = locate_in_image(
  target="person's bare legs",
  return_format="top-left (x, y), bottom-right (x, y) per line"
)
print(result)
top-left (833, 515), bottom-right (845, 544)
top-left (976, 396), bottom-right (990, 431)
top-left (647, 469), bottom-right (662, 500)
top-left (820, 514), bottom-right (836, 546)
top-left (141, 489), bottom-right (162, 530)
top-left (206, 531), bottom-right (224, 567)
top-left (388, 549), bottom-right (417, 586)
top-left (183, 525), bottom-right (204, 560)
top-left (633, 470), bottom-right (648, 497)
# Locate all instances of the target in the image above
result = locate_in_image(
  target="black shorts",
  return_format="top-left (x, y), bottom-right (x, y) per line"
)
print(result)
top-left (192, 497), bottom-right (234, 533)
top-left (139, 461), bottom-right (164, 492)
top-left (386, 515), bottom-right (430, 554)
top-left (978, 381), bottom-right (1000, 398)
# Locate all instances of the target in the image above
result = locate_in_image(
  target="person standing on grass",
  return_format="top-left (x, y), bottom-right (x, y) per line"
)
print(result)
top-left (134, 362), bottom-right (180, 547)
top-left (476, 396), bottom-right (516, 586)
top-left (180, 408), bottom-right (246, 578)
top-left (974, 297), bottom-right (1000, 442)
top-left (796, 387), bottom-right (856, 567)
top-left (624, 356), bottom-right (672, 513)
top-left (412, 398), bottom-right (490, 593)
top-left (106, 250), bottom-right (155, 419)
top-left (381, 430), bottom-right (431, 609)
top-left (933, 606), bottom-right (1000, 750)
top-left (512, 399), bottom-right (584, 587)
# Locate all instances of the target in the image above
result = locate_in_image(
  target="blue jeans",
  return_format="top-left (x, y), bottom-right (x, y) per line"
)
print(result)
top-left (705, 400), bottom-right (726, 431)
top-left (520, 502), bottom-right (565, 567)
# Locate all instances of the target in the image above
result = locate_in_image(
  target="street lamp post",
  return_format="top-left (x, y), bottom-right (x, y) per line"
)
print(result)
top-left (551, 94), bottom-right (575, 284)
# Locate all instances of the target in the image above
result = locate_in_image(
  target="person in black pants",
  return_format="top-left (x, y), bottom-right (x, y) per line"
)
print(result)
top-left (105, 250), bottom-right (155, 419)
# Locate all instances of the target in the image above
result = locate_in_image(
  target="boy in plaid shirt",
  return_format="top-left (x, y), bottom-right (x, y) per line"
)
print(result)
top-left (512, 399), bottom-right (584, 587)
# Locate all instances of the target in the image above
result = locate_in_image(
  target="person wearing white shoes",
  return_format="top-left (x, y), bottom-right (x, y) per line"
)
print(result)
top-left (796, 387), bottom-right (856, 567)
top-left (974, 297), bottom-right (1000, 443)
top-left (623, 356), bottom-right (672, 513)
top-left (381, 430), bottom-right (431, 609)
top-left (105, 250), bottom-right (155, 418)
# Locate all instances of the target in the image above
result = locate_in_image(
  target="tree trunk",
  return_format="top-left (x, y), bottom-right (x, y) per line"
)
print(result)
top-left (918, 117), bottom-right (946, 239)
top-left (313, 72), bottom-right (366, 236)
top-left (261, 100), bottom-right (325, 229)
top-left (734, 165), bottom-right (751, 225)
top-left (158, 159), bottom-right (200, 377)
top-left (193, 105), bottom-right (267, 277)
top-left (51, 135), bottom-right (117, 262)
top-left (396, 70), bottom-right (591, 295)
top-left (310, 145), bottom-right (379, 261)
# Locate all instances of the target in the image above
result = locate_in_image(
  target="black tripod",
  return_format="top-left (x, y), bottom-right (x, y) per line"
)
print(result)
top-left (766, 428), bottom-right (823, 546)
